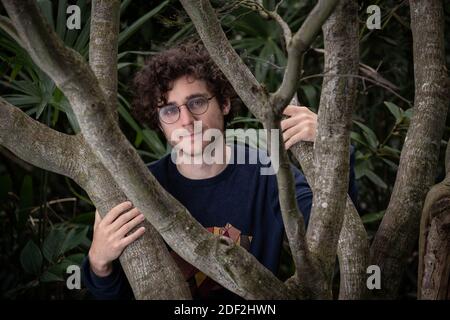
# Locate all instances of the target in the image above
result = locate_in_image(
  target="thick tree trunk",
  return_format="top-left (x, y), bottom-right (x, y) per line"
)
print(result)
top-left (370, 0), bottom-right (449, 298)
top-left (418, 142), bottom-right (450, 299)
top-left (304, 0), bottom-right (359, 299)
top-left (418, 180), bottom-right (450, 299)
top-left (181, 0), bottom-right (344, 299)
top-left (86, 0), bottom-right (191, 299)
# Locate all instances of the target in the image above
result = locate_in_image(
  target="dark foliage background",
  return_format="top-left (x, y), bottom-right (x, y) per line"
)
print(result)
top-left (0, 0), bottom-right (449, 299)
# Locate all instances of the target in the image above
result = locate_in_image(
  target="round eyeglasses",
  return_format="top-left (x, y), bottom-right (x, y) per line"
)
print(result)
top-left (158, 95), bottom-right (215, 124)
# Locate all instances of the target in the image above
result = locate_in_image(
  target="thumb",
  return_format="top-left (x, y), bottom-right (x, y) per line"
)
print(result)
top-left (94, 210), bottom-right (101, 232)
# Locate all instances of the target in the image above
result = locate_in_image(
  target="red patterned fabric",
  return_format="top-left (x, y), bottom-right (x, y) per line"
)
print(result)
top-left (169, 223), bottom-right (252, 298)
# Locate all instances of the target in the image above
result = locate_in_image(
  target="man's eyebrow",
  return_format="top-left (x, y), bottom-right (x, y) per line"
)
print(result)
top-left (166, 93), bottom-right (209, 105)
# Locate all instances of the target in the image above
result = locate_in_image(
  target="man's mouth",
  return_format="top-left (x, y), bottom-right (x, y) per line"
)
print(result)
top-left (181, 131), bottom-right (203, 139)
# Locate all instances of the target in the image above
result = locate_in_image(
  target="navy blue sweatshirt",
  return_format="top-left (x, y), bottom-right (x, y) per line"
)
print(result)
top-left (82, 144), bottom-right (358, 299)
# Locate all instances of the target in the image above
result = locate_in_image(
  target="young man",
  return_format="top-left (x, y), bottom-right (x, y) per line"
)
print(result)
top-left (81, 42), bottom-right (358, 300)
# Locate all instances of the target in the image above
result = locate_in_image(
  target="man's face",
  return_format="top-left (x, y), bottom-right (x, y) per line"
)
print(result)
top-left (159, 75), bottom-right (230, 157)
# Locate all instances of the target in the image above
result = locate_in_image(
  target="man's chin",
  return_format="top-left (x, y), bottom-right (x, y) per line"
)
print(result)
top-left (175, 141), bottom-right (205, 158)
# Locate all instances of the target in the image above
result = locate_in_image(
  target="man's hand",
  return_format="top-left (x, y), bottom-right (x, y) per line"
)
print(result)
top-left (88, 201), bottom-right (146, 277)
top-left (281, 105), bottom-right (318, 149)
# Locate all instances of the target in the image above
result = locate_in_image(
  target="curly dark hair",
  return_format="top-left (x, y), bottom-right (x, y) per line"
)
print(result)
top-left (131, 42), bottom-right (238, 130)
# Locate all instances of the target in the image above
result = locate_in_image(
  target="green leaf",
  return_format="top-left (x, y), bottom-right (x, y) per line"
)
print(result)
top-left (69, 211), bottom-right (94, 225)
top-left (134, 130), bottom-right (143, 147)
top-left (350, 131), bottom-right (369, 148)
top-left (40, 271), bottom-right (63, 283)
top-left (117, 50), bottom-right (155, 60)
top-left (60, 226), bottom-right (89, 254)
top-left (4, 94), bottom-right (41, 106)
top-left (354, 120), bottom-right (379, 149)
top-left (118, 0), bottom-right (169, 46)
top-left (166, 23), bottom-right (194, 47)
top-left (117, 62), bottom-right (133, 70)
top-left (118, 103), bottom-right (141, 132)
top-left (354, 160), bottom-right (370, 180)
top-left (73, 17), bottom-right (91, 54)
top-left (42, 228), bottom-right (66, 263)
top-left (66, 253), bottom-right (85, 265)
top-left (300, 85), bottom-right (316, 107)
top-left (142, 129), bottom-right (166, 157)
top-left (381, 157), bottom-right (398, 170)
top-left (384, 101), bottom-right (403, 123)
top-left (45, 253), bottom-right (84, 280)
top-left (361, 211), bottom-right (385, 224)
top-left (20, 240), bottom-right (43, 275)
top-left (120, 0), bottom-right (133, 13)
top-left (10, 63), bottom-right (22, 81)
top-left (364, 170), bottom-right (388, 189)
top-left (404, 108), bottom-right (414, 119)
top-left (37, 0), bottom-right (55, 30)
top-left (378, 145), bottom-right (401, 159)
top-left (56, 0), bottom-right (68, 39)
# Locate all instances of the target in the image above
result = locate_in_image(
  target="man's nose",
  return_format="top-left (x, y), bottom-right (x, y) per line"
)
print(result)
top-left (178, 105), bottom-right (195, 126)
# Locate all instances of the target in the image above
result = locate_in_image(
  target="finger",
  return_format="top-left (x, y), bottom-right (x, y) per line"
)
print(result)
top-left (282, 122), bottom-right (302, 142)
top-left (282, 118), bottom-right (317, 142)
top-left (110, 207), bottom-right (142, 232)
top-left (116, 213), bottom-right (146, 238)
top-left (119, 227), bottom-right (146, 248)
top-left (282, 105), bottom-right (308, 117)
top-left (285, 128), bottom-right (314, 149)
top-left (102, 201), bottom-right (133, 225)
top-left (94, 210), bottom-right (101, 232)
top-left (281, 114), bottom-right (313, 131)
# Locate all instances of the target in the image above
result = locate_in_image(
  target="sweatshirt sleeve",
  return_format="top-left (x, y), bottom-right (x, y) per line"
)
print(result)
top-left (81, 256), bottom-right (134, 300)
top-left (293, 144), bottom-right (359, 228)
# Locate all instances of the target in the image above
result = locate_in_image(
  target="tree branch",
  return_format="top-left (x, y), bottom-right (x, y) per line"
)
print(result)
top-left (267, 117), bottom-right (316, 296)
top-left (370, 0), bottom-right (450, 298)
top-left (0, 97), bottom-right (192, 299)
top-left (2, 0), bottom-right (293, 299)
top-left (271, 0), bottom-right (339, 113)
top-left (0, 96), bottom-right (81, 179)
top-left (181, 0), bottom-right (320, 296)
top-left (0, 15), bottom-right (25, 48)
top-left (337, 199), bottom-right (370, 299)
top-left (241, 0), bottom-right (292, 44)
top-left (300, 0), bottom-right (359, 298)
top-left (418, 173), bottom-right (450, 299)
top-left (289, 118), bottom-right (370, 300)
top-left (89, 0), bottom-right (120, 121)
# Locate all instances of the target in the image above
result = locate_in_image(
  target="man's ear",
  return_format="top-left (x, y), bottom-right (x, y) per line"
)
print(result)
top-left (222, 98), bottom-right (231, 115)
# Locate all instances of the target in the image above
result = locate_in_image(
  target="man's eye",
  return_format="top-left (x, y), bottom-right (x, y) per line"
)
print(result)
top-left (188, 98), bottom-right (206, 109)
top-left (161, 105), bottom-right (178, 116)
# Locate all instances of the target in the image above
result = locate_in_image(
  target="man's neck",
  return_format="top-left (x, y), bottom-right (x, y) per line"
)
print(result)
top-left (176, 144), bottom-right (231, 180)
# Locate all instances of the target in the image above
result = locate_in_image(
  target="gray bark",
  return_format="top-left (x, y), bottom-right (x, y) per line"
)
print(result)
top-left (418, 141), bottom-right (450, 299)
top-left (370, 0), bottom-right (450, 299)
top-left (89, 0), bottom-right (120, 121)
top-left (304, 0), bottom-right (359, 298)
top-left (271, 0), bottom-right (339, 113)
